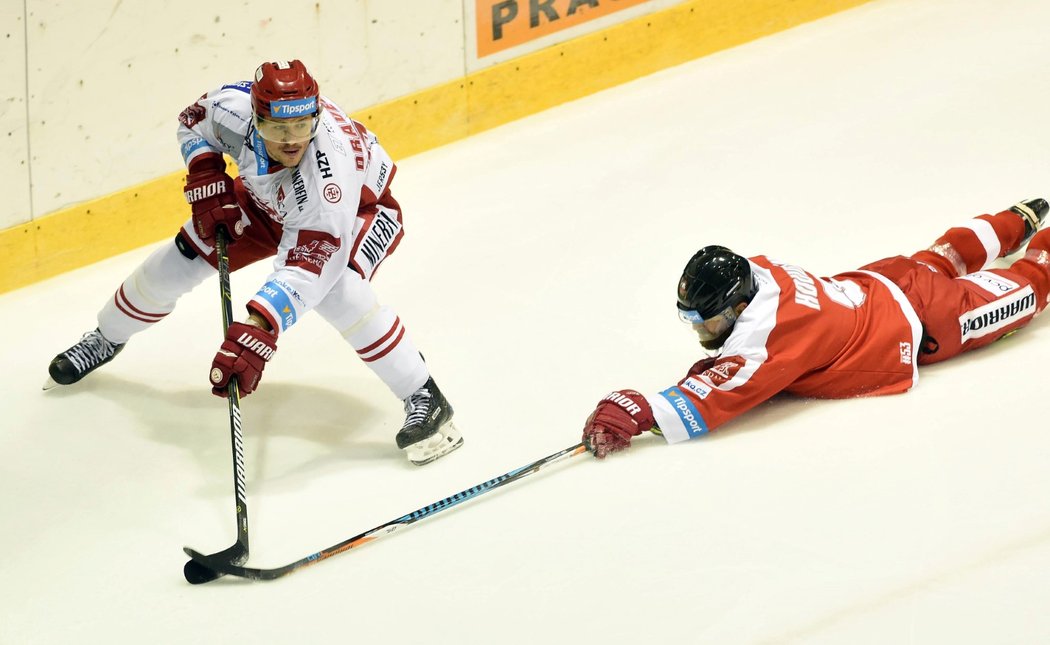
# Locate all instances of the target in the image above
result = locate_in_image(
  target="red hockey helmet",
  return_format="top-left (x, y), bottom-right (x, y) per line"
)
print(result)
top-left (251, 60), bottom-right (320, 143)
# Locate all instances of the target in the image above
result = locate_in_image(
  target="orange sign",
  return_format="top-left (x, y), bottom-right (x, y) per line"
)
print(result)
top-left (476, 0), bottom-right (652, 57)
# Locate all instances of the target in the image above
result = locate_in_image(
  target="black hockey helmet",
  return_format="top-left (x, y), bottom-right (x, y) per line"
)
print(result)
top-left (676, 245), bottom-right (757, 349)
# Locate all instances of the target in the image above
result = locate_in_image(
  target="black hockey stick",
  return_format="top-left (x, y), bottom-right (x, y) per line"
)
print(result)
top-left (184, 442), bottom-right (589, 581)
top-left (183, 229), bottom-right (250, 584)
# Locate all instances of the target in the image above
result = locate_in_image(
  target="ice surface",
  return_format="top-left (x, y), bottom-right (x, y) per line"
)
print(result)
top-left (3, 1), bottom-right (1050, 642)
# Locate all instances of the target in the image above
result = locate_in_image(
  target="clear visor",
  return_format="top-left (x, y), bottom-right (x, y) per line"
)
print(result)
top-left (677, 303), bottom-right (739, 342)
top-left (254, 114), bottom-right (319, 144)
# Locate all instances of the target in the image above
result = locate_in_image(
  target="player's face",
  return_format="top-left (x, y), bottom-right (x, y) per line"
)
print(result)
top-left (262, 136), bottom-right (309, 167)
top-left (691, 318), bottom-right (731, 340)
top-left (256, 114), bottom-right (318, 167)
top-left (680, 303), bottom-right (741, 351)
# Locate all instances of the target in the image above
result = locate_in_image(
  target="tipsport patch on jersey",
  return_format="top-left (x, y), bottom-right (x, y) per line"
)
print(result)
top-left (255, 281), bottom-right (298, 331)
top-left (959, 285), bottom-right (1036, 342)
top-left (179, 137), bottom-right (211, 162)
top-left (658, 387), bottom-right (708, 439)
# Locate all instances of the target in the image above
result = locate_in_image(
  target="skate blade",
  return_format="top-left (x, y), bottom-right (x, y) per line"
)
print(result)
top-left (42, 376), bottom-right (61, 391)
top-left (403, 423), bottom-right (464, 466)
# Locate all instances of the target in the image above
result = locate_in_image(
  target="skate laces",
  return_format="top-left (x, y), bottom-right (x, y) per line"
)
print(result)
top-left (64, 330), bottom-right (118, 373)
top-left (402, 388), bottom-right (433, 428)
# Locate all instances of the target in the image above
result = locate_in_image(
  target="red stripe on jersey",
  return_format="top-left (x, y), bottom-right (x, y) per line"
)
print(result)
top-left (360, 326), bottom-right (405, 363)
top-left (360, 184), bottom-right (377, 206)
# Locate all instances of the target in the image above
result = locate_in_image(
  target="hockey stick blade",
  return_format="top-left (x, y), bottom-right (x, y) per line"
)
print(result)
top-left (183, 543), bottom-right (247, 584)
top-left (184, 442), bottom-right (589, 581)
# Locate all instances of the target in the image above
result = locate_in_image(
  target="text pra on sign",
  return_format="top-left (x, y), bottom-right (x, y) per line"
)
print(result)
top-left (475, 0), bottom-right (651, 57)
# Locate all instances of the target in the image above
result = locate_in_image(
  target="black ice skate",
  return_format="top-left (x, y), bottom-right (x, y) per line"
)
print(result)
top-left (1006, 198), bottom-right (1049, 255)
top-left (44, 328), bottom-right (125, 390)
top-left (396, 377), bottom-right (463, 466)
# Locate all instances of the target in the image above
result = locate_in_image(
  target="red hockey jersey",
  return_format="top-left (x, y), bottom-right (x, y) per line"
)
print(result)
top-left (647, 256), bottom-right (923, 444)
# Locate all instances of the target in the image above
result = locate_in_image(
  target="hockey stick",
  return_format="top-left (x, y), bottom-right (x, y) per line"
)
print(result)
top-left (184, 442), bottom-right (589, 581)
top-left (183, 229), bottom-right (250, 584)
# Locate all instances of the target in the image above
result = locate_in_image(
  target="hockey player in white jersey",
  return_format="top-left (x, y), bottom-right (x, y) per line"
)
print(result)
top-left (46, 60), bottom-right (462, 466)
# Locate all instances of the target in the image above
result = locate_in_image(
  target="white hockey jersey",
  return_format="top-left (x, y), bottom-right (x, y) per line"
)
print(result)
top-left (176, 82), bottom-right (401, 334)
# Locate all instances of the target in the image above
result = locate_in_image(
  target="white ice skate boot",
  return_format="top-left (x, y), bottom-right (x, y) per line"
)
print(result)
top-left (396, 377), bottom-right (463, 466)
top-left (44, 328), bottom-right (125, 390)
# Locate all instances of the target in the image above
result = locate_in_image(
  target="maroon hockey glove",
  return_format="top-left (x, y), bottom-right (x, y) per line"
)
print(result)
top-left (582, 389), bottom-right (656, 459)
top-left (184, 154), bottom-right (242, 245)
top-left (210, 322), bottom-right (278, 398)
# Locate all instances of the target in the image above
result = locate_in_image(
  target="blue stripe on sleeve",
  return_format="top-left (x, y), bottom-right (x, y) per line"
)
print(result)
top-left (255, 282), bottom-right (297, 331)
top-left (221, 81), bottom-right (253, 94)
top-left (180, 137), bottom-right (212, 161)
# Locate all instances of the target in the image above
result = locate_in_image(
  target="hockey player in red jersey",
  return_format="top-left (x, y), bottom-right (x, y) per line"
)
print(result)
top-left (46, 60), bottom-right (462, 466)
top-left (583, 199), bottom-right (1050, 458)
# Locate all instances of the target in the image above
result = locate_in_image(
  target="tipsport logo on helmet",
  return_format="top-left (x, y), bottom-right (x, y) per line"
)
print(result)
top-left (270, 97), bottom-right (317, 118)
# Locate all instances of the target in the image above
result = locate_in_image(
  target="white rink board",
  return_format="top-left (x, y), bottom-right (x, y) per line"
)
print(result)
top-left (14, 0), bottom-right (465, 222)
top-left (6, 0), bottom-right (678, 229)
top-left (3, 0), bottom-right (1050, 643)
top-left (0, 5), bottom-right (29, 229)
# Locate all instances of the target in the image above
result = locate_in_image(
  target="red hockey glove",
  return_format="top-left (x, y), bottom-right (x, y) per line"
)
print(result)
top-left (210, 322), bottom-right (277, 398)
top-left (184, 154), bottom-right (243, 245)
top-left (582, 389), bottom-right (656, 459)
